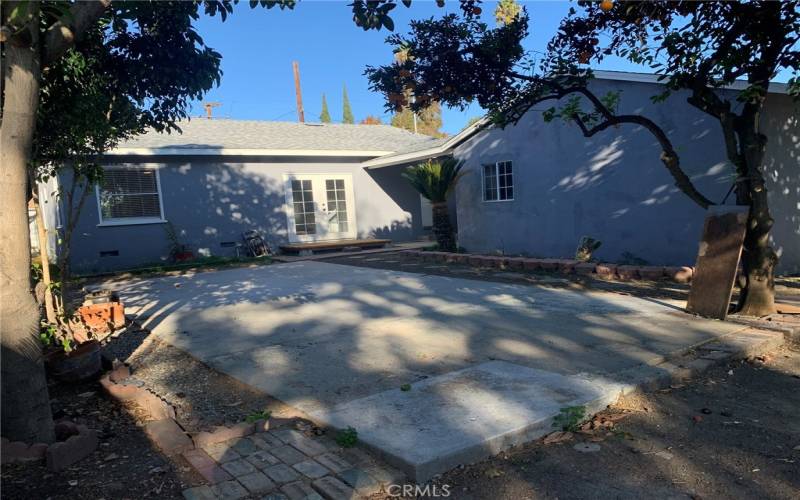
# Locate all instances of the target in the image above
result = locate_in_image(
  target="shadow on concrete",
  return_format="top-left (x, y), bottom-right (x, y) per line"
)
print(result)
top-left (91, 255), bottom-right (754, 481)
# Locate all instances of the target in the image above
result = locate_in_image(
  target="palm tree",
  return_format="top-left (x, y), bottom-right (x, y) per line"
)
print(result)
top-left (402, 158), bottom-right (463, 251)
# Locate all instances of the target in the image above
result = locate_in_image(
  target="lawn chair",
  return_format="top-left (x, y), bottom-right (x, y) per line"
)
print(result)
top-left (242, 230), bottom-right (272, 257)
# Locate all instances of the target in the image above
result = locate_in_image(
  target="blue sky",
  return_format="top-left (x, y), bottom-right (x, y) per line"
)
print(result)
top-left (187, 1), bottom-right (787, 135)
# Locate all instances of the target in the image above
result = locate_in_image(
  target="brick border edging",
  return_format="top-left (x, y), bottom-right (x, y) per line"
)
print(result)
top-left (1, 423), bottom-right (99, 472)
top-left (402, 250), bottom-right (694, 284)
top-left (99, 360), bottom-right (269, 457)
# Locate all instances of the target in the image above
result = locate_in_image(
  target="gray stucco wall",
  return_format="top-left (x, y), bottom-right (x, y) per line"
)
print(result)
top-left (453, 79), bottom-right (799, 274)
top-left (65, 156), bottom-right (424, 274)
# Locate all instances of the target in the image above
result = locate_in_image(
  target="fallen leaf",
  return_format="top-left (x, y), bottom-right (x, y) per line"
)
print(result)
top-left (543, 431), bottom-right (573, 444)
top-left (484, 466), bottom-right (504, 478)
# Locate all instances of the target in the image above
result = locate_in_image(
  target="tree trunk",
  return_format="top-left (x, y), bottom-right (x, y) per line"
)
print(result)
top-left (735, 125), bottom-right (777, 317)
top-left (0, 41), bottom-right (56, 443)
top-left (431, 202), bottom-right (455, 252)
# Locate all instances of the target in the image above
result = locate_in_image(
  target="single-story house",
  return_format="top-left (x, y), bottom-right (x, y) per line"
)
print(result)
top-left (365, 71), bottom-right (799, 275)
top-left (39, 121), bottom-right (452, 274)
top-left (40, 71), bottom-right (798, 275)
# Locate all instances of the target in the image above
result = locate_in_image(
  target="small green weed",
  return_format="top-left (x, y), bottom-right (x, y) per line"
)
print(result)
top-left (400, 383), bottom-right (412, 392)
top-left (552, 406), bottom-right (586, 432)
top-left (39, 322), bottom-right (57, 347)
top-left (245, 410), bottom-right (271, 423)
top-left (335, 426), bottom-right (358, 448)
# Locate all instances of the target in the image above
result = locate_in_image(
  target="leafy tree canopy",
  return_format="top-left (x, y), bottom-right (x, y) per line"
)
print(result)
top-left (391, 101), bottom-right (445, 137)
top-left (367, 1), bottom-right (799, 124)
top-left (367, 0), bottom-right (800, 316)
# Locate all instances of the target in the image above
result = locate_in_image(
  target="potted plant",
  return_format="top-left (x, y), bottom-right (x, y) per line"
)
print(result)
top-left (166, 223), bottom-right (194, 262)
top-left (41, 320), bottom-right (102, 383)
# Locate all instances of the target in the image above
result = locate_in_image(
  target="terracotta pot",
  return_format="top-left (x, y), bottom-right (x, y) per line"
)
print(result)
top-left (45, 340), bottom-right (102, 383)
top-left (174, 251), bottom-right (194, 262)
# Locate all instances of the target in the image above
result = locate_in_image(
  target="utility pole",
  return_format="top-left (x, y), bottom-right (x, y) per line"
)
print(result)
top-left (292, 61), bottom-right (305, 123)
top-left (203, 102), bottom-right (221, 119)
top-left (411, 95), bottom-right (418, 134)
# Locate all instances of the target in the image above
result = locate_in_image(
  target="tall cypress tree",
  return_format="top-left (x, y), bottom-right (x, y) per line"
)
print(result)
top-left (342, 85), bottom-right (354, 124)
top-left (320, 93), bottom-right (331, 123)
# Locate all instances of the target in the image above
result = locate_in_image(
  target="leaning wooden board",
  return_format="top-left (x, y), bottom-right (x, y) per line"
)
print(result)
top-left (686, 205), bottom-right (749, 320)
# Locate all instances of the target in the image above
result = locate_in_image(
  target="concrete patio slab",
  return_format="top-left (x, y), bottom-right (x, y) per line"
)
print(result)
top-left (310, 361), bottom-right (627, 482)
top-left (105, 261), bottom-right (759, 481)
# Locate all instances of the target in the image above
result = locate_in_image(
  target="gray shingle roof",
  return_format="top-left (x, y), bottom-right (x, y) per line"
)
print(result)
top-left (115, 119), bottom-right (440, 154)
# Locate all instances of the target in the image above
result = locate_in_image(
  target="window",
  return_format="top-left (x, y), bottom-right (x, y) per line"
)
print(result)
top-left (483, 161), bottom-right (513, 201)
top-left (97, 166), bottom-right (165, 225)
top-left (325, 179), bottom-right (349, 234)
top-left (291, 179), bottom-right (317, 235)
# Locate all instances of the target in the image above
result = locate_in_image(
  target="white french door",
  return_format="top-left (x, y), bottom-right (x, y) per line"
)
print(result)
top-left (284, 173), bottom-right (357, 243)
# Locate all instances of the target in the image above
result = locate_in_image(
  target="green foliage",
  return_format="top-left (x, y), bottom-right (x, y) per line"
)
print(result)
top-left (320, 93), bottom-right (332, 123)
top-left (349, 0), bottom-right (482, 32)
top-left (553, 406), bottom-right (586, 432)
top-left (575, 236), bottom-right (602, 262)
top-left (400, 383), bottom-right (412, 391)
top-left (165, 223), bottom-right (191, 260)
top-left (31, 262), bottom-right (43, 283)
top-left (402, 158), bottom-right (463, 204)
top-left (541, 91), bottom-right (620, 129)
top-left (335, 426), bottom-right (358, 448)
top-left (245, 410), bottom-right (272, 423)
top-left (367, 2), bottom-right (799, 126)
top-left (342, 85), bottom-right (354, 124)
top-left (39, 322), bottom-right (58, 348)
top-left (39, 321), bottom-right (72, 353)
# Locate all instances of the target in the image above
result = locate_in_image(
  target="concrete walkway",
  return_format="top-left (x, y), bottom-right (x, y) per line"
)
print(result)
top-left (108, 261), bottom-right (762, 481)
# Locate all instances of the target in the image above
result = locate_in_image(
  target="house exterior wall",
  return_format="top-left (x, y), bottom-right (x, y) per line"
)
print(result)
top-left (453, 79), bottom-right (799, 274)
top-left (63, 156), bottom-right (424, 274)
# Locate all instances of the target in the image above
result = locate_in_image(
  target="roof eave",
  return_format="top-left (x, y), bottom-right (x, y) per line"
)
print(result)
top-left (363, 117), bottom-right (490, 169)
top-left (592, 70), bottom-right (790, 94)
top-left (103, 147), bottom-right (395, 157)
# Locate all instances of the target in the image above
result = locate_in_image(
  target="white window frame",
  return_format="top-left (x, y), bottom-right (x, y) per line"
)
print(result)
top-left (482, 160), bottom-right (514, 202)
top-left (96, 164), bottom-right (167, 227)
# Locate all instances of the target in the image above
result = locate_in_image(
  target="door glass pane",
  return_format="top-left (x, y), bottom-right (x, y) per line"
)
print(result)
top-left (291, 179), bottom-right (316, 235)
top-left (325, 178), bottom-right (349, 234)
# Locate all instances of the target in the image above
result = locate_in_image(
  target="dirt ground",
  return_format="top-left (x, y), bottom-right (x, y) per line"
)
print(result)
top-left (0, 372), bottom-right (191, 500)
top-left (4, 252), bottom-right (798, 500)
top-left (420, 344), bottom-right (800, 500)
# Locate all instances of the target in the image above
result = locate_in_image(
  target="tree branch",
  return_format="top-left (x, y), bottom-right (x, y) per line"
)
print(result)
top-left (508, 73), bottom-right (714, 209)
top-left (43, 0), bottom-right (110, 68)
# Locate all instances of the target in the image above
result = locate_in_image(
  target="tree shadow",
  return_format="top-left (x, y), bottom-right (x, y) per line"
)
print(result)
top-left (86, 254), bottom-right (761, 486)
top-left (66, 154), bottom-right (423, 275)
